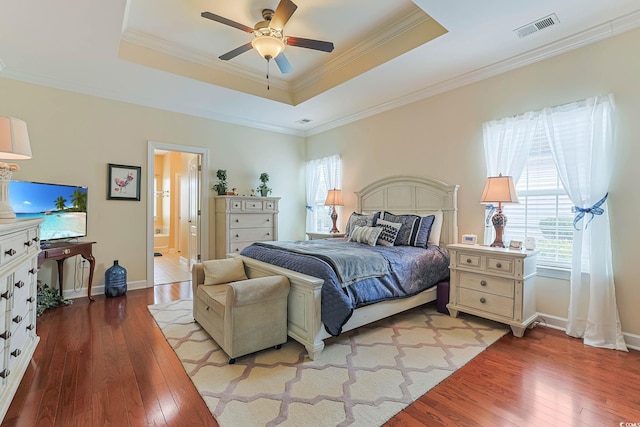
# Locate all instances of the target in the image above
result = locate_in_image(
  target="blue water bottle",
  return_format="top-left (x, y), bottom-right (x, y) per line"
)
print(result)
top-left (105, 260), bottom-right (127, 297)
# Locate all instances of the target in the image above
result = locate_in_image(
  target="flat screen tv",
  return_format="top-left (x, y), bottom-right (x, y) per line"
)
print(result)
top-left (9, 180), bottom-right (88, 242)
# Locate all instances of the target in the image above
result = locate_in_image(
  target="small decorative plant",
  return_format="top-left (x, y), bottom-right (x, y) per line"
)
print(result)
top-left (257, 172), bottom-right (272, 196)
top-left (213, 169), bottom-right (228, 195)
top-left (37, 281), bottom-right (72, 316)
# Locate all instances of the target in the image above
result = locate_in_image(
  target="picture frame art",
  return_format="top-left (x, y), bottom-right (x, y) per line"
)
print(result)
top-left (107, 163), bottom-right (141, 201)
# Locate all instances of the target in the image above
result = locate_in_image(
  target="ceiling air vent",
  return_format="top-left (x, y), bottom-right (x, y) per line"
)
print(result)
top-left (514, 13), bottom-right (560, 38)
top-left (296, 118), bottom-right (312, 124)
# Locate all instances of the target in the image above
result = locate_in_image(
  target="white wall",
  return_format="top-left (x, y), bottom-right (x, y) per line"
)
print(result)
top-left (0, 78), bottom-right (307, 293)
top-left (306, 28), bottom-right (640, 337)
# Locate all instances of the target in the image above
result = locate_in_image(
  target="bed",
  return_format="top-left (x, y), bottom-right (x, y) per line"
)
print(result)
top-left (230, 175), bottom-right (459, 359)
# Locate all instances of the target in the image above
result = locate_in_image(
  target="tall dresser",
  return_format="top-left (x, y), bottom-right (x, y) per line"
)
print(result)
top-left (0, 218), bottom-right (43, 422)
top-left (214, 196), bottom-right (280, 259)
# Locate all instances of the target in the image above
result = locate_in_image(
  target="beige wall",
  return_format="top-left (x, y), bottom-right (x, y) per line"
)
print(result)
top-left (0, 79), bottom-right (306, 291)
top-left (306, 28), bottom-right (640, 337)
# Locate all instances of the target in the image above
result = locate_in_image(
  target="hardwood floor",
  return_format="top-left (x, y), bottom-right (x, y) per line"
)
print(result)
top-left (3, 282), bottom-right (639, 427)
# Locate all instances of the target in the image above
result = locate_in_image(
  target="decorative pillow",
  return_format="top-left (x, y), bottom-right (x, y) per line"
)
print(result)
top-left (202, 257), bottom-right (247, 285)
top-left (375, 218), bottom-right (402, 246)
top-left (381, 211), bottom-right (435, 248)
top-left (347, 225), bottom-right (382, 246)
top-left (425, 210), bottom-right (443, 245)
top-left (345, 212), bottom-right (381, 238)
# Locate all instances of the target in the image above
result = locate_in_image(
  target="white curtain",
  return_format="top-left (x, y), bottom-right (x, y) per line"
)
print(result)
top-left (305, 158), bottom-right (322, 232)
top-left (542, 94), bottom-right (627, 351)
top-left (482, 112), bottom-right (538, 244)
top-left (322, 154), bottom-right (341, 191)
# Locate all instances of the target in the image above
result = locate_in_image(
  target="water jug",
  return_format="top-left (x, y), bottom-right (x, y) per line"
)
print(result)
top-left (105, 260), bottom-right (127, 297)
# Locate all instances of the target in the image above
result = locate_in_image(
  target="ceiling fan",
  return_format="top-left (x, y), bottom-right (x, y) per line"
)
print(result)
top-left (201, 0), bottom-right (334, 75)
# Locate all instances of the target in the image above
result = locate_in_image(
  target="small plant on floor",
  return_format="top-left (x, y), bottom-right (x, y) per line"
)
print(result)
top-left (257, 172), bottom-right (272, 196)
top-left (37, 280), bottom-right (73, 316)
top-left (213, 169), bottom-right (228, 195)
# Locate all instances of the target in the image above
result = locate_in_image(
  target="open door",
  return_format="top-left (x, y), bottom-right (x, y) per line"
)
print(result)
top-left (188, 155), bottom-right (201, 266)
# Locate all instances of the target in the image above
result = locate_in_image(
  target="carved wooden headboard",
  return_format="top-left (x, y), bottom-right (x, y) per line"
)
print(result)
top-left (355, 175), bottom-right (459, 246)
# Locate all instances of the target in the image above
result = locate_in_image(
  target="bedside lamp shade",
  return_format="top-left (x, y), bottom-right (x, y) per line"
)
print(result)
top-left (0, 116), bottom-right (32, 222)
top-left (480, 174), bottom-right (518, 247)
top-left (324, 189), bottom-right (344, 233)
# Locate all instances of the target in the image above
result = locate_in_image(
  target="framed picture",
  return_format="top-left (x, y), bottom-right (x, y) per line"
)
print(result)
top-left (107, 163), bottom-right (141, 201)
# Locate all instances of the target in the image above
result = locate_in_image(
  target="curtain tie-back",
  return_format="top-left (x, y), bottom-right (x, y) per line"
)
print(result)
top-left (305, 205), bottom-right (313, 212)
top-left (485, 204), bottom-right (496, 225)
top-left (572, 193), bottom-right (608, 230)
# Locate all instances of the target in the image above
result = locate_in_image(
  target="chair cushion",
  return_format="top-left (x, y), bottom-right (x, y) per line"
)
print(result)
top-left (202, 258), bottom-right (247, 285)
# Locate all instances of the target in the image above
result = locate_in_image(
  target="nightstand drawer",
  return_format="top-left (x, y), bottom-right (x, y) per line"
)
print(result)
top-left (457, 253), bottom-right (482, 269)
top-left (459, 288), bottom-right (514, 318)
top-left (487, 257), bottom-right (514, 274)
top-left (458, 272), bottom-right (514, 298)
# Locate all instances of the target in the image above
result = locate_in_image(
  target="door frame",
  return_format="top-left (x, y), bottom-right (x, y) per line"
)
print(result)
top-left (147, 141), bottom-right (209, 288)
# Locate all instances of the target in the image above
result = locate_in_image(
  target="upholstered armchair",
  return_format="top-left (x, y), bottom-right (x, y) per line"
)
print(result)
top-left (191, 258), bottom-right (290, 363)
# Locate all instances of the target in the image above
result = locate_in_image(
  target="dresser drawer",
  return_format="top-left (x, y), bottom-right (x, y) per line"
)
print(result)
top-left (458, 271), bottom-right (514, 298)
top-left (230, 227), bottom-right (274, 243)
top-left (229, 214), bottom-right (274, 228)
top-left (229, 241), bottom-right (255, 254)
top-left (459, 288), bottom-right (514, 318)
top-left (0, 231), bottom-right (30, 266)
top-left (243, 200), bottom-right (265, 211)
top-left (487, 257), bottom-right (514, 275)
top-left (457, 252), bottom-right (482, 269)
top-left (8, 319), bottom-right (30, 370)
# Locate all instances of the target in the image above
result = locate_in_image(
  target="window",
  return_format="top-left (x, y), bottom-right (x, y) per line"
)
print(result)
top-left (305, 155), bottom-right (342, 233)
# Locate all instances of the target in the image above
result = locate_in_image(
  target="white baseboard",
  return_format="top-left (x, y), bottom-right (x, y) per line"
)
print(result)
top-left (61, 280), bottom-right (149, 300)
top-left (536, 312), bottom-right (640, 351)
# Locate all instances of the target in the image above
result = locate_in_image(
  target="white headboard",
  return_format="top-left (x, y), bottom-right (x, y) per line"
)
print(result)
top-left (355, 175), bottom-right (459, 246)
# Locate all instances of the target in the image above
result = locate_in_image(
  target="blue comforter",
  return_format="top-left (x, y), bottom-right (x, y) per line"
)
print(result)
top-left (240, 239), bottom-right (450, 336)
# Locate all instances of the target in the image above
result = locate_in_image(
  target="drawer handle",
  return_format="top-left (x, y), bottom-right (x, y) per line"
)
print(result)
top-left (29, 268), bottom-right (37, 275)
top-left (24, 240), bottom-right (33, 247)
top-left (27, 296), bottom-right (34, 303)
top-left (235, 219), bottom-right (239, 222)
top-left (13, 315), bottom-right (23, 324)
top-left (251, 204), bottom-right (257, 207)
top-left (480, 297), bottom-right (486, 304)
top-left (466, 258), bottom-right (472, 263)
top-left (267, 218), bottom-right (270, 222)
top-left (15, 280), bottom-right (25, 289)
top-left (26, 324), bottom-right (35, 331)
top-left (266, 232), bottom-right (270, 236)
top-left (235, 248), bottom-right (239, 252)
top-left (5, 248), bottom-right (16, 256)
top-left (235, 234), bottom-right (239, 238)
top-left (0, 330), bottom-right (10, 340)
top-left (33, 236), bottom-right (40, 243)
top-left (0, 369), bottom-right (10, 379)
top-left (480, 280), bottom-right (487, 286)
top-left (1, 291), bottom-right (12, 300)
top-left (11, 349), bottom-right (21, 358)
top-left (496, 263), bottom-right (502, 268)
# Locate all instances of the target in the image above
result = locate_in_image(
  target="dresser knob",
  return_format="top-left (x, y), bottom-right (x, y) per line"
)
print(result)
top-left (27, 297), bottom-right (34, 303)
top-left (12, 315), bottom-right (23, 324)
top-left (24, 240), bottom-right (33, 247)
top-left (480, 280), bottom-right (487, 286)
top-left (10, 349), bottom-right (21, 358)
top-left (0, 369), bottom-right (10, 379)
top-left (26, 324), bottom-right (35, 331)
top-left (466, 258), bottom-right (472, 263)
top-left (235, 248), bottom-right (239, 252)
top-left (496, 263), bottom-right (502, 268)
top-left (235, 234), bottom-right (239, 238)
top-left (0, 331), bottom-right (10, 340)
top-left (1, 291), bottom-right (12, 300)
top-left (15, 280), bottom-right (25, 289)
top-left (266, 232), bottom-right (270, 236)
top-left (267, 218), bottom-right (270, 222)
top-left (480, 297), bottom-right (486, 304)
top-left (5, 248), bottom-right (16, 256)
top-left (29, 268), bottom-right (37, 275)
top-left (235, 219), bottom-right (239, 222)
top-left (33, 236), bottom-right (40, 243)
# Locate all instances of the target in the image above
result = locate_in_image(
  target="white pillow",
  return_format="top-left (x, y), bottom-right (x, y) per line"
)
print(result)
top-left (348, 225), bottom-right (382, 246)
top-left (425, 210), bottom-right (443, 245)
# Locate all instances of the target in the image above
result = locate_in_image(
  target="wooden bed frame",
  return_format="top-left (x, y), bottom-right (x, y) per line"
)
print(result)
top-left (231, 175), bottom-right (459, 360)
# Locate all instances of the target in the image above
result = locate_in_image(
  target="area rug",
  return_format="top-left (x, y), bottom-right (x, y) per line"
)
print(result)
top-left (148, 299), bottom-right (508, 427)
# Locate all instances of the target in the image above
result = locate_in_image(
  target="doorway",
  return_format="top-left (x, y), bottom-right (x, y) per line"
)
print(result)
top-left (147, 142), bottom-right (209, 287)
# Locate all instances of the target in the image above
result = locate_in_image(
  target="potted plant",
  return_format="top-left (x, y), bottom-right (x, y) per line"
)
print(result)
top-left (213, 169), bottom-right (228, 195)
top-left (257, 172), bottom-right (272, 197)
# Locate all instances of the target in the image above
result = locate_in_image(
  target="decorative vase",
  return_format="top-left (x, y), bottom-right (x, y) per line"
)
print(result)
top-left (260, 188), bottom-right (268, 197)
top-left (105, 260), bottom-right (127, 297)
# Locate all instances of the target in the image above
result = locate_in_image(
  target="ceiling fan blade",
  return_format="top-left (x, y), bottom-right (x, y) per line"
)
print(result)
top-left (270, 0), bottom-right (297, 32)
top-left (219, 43), bottom-right (253, 61)
top-left (274, 53), bottom-right (293, 74)
top-left (201, 12), bottom-right (254, 33)
top-left (286, 37), bottom-right (334, 53)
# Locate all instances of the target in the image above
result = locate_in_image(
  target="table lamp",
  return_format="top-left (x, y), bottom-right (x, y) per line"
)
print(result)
top-left (0, 116), bottom-right (32, 223)
top-left (324, 189), bottom-right (344, 233)
top-left (480, 174), bottom-right (518, 247)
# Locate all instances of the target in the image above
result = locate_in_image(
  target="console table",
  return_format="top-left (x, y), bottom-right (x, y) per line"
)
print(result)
top-left (37, 241), bottom-right (96, 301)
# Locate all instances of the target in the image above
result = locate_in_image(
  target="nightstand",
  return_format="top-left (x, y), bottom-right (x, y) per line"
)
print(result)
top-left (306, 232), bottom-right (346, 240)
top-left (446, 244), bottom-right (538, 337)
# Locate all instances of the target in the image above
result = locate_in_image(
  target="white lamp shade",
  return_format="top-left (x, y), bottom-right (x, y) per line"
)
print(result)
top-left (480, 175), bottom-right (519, 204)
top-left (251, 35), bottom-right (285, 59)
top-left (324, 189), bottom-right (344, 206)
top-left (0, 116), bottom-right (32, 160)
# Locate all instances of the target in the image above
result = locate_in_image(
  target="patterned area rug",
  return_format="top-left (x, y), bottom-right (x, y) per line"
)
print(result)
top-left (149, 299), bottom-right (508, 427)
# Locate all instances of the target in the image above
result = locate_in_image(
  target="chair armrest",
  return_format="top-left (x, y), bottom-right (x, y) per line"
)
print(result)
top-left (192, 263), bottom-right (205, 294)
top-left (226, 276), bottom-right (290, 307)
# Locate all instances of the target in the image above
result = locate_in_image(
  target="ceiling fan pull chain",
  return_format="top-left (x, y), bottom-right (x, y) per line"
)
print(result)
top-left (266, 59), bottom-right (271, 90)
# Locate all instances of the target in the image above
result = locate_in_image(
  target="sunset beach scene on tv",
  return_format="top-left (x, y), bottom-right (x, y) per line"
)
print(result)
top-left (9, 180), bottom-right (88, 241)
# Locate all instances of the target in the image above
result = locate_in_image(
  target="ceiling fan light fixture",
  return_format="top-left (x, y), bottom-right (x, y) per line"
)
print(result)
top-left (251, 35), bottom-right (285, 60)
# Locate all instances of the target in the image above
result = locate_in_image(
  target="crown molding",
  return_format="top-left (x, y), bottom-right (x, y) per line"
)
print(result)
top-left (305, 9), bottom-right (640, 136)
